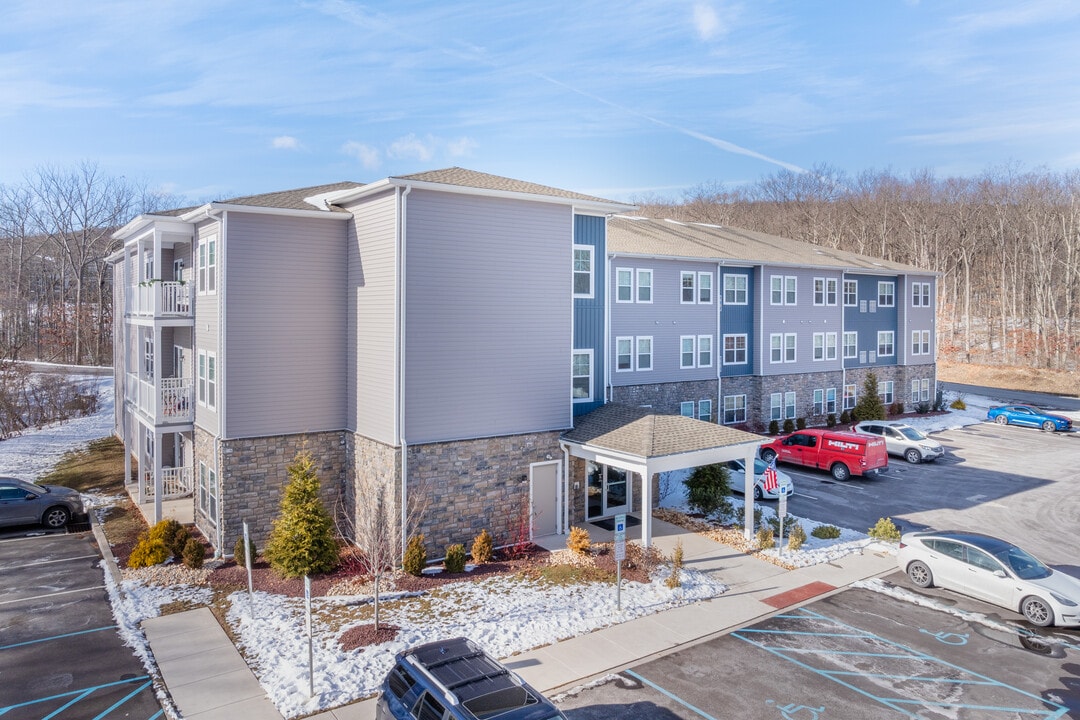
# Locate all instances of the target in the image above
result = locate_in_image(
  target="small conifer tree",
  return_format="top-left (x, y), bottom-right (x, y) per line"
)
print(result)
top-left (265, 450), bottom-right (340, 578)
top-left (683, 464), bottom-right (732, 520)
top-left (853, 372), bottom-right (887, 421)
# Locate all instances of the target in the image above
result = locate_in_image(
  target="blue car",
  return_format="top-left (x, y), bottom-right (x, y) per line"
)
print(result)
top-left (986, 404), bottom-right (1073, 432)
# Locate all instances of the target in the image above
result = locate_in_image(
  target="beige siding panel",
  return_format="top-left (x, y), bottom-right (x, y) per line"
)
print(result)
top-left (403, 190), bottom-right (573, 443)
top-left (344, 191), bottom-right (399, 445)
top-left (223, 212), bottom-right (347, 438)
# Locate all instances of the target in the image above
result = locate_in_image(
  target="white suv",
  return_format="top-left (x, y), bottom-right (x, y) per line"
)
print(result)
top-left (852, 421), bottom-right (943, 464)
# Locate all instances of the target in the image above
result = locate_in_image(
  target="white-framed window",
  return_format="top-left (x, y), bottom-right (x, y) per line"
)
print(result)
top-left (616, 268), bottom-right (633, 302)
top-left (785, 276), bottom-right (797, 305)
top-left (198, 461), bottom-right (218, 524)
top-left (681, 336), bottom-right (696, 368)
top-left (142, 249), bottom-right (154, 282)
top-left (723, 394), bottom-right (746, 424)
top-left (698, 399), bottom-right (712, 422)
top-left (698, 335), bottom-right (713, 367)
top-left (813, 333), bottom-right (836, 361)
top-left (784, 391), bottom-right (797, 419)
top-left (680, 401), bottom-right (695, 417)
top-left (843, 279), bottom-right (858, 306)
top-left (825, 332), bottom-right (837, 360)
top-left (813, 388), bottom-right (836, 415)
top-left (770, 334), bottom-right (783, 364)
top-left (814, 277), bottom-right (838, 306)
top-left (637, 269), bottom-right (653, 303)
top-left (843, 383), bottom-right (857, 410)
top-left (572, 350), bottom-right (592, 401)
top-left (698, 272), bottom-right (713, 304)
top-left (723, 274), bottom-right (747, 305)
top-left (843, 331), bottom-right (858, 359)
top-left (573, 245), bottom-right (593, 298)
top-left (143, 336), bottom-right (154, 379)
top-left (197, 350), bottom-right (216, 409)
top-left (198, 235), bottom-right (217, 294)
top-left (911, 379), bottom-right (920, 404)
top-left (877, 331), bottom-right (895, 357)
top-left (910, 378), bottom-right (932, 403)
top-left (615, 337), bottom-right (633, 371)
top-left (878, 380), bottom-right (895, 404)
top-left (723, 334), bottom-right (747, 365)
top-left (921, 378), bottom-right (931, 401)
top-left (681, 272), bottom-right (696, 303)
top-left (770, 392), bottom-right (783, 421)
top-left (785, 333), bottom-right (797, 362)
top-left (770, 275), bottom-right (797, 305)
top-left (637, 336), bottom-right (652, 371)
top-left (912, 282), bottom-right (931, 307)
top-left (877, 281), bottom-right (895, 307)
top-left (911, 330), bottom-right (931, 355)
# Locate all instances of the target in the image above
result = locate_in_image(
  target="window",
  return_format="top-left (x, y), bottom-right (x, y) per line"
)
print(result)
top-left (785, 276), bottom-right (797, 305)
top-left (680, 401), bottom-right (695, 417)
top-left (681, 272), bottom-right (696, 303)
top-left (911, 330), bottom-right (931, 355)
top-left (825, 332), bottom-right (837, 360)
top-left (785, 333), bottom-right (797, 362)
top-left (681, 336), bottom-right (696, 368)
top-left (637, 269), bottom-right (652, 303)
top-left (770, 393), bottom-right (783, 421)
top-left (414, 693), bottom-right (447, 720)
top-left (921, 378), bottom-right (931, 401)
top-left (877, 281), bottom-right (895, 307)
top-left (843, 331), bottom-right (858, 359)
top-left (143, 336), bottom-right (154, 379)
top-left (843, 383), bottom-right (856, 410)
top-left (770, 334), bottom-right (783, 364)
top-left (698, 272), bottom-right (712, 303)
top-left (198, 235), bottom-right (217, 294)
top-left (825, 387), bottom-right (837, 414)
top-left (877, 331), bottom-right (895, 357)
top-left (912, 282), bottom-right (931, 307)
top-left (724, 274), bottom-right (747, 304)
top-left (723, 334), bottom-right (747, 364)
top-left (198, 461), bottom-right (218, 524)
top-left (142, 249), bottom-right (154, 282)
top-left (784, 391), bottom-right (796, 419)
top-left (197, 350), bottom-right (216, 409)
top-left (912, 378), bottom-right (931, 403)
top-left (616, 268), bottom-right (632, 302)
top-left (813, 333), bottom-right (837, 361)
top-left (636, 336), bottom-right (652, 370)
top-left (615, 337), bottom-right (633, 371)
top-left (911, 379), bottom-right (921, 404)
top-left (878, 380), bottom-right (895, 404)
top-left (573, 245), bottom-right (593, 297)
top-left (843, 279), bottom-right (858, 306)
top-left (698, 399), bottom-right (712, 422)
top-left (723, 395), bottom-right (746, 424)
top-left (814, 277), bottom-right (838, 306)
top-left (770, 275), bottom-right (797, 305)
top-left (572, 350), bottom-right (592, 401)
top-left (698, 335), bottom-right (712, 367)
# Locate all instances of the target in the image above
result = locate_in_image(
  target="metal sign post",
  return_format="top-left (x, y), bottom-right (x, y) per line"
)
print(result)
top-left (243, 521), bottom-right (254, 600)
top-left (778, 492), bottom-right (788, 557)
top-left (614, 514), bottom-right (626, 611)
top-left (305, 575), bottom-right (314, 698)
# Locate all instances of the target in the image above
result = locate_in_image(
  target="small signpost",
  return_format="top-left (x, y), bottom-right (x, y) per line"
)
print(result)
top-left (243, 521), bottom-right (254, 600)
top-left (777, 492), bottom-right (788, 557)
top-left (305, 575), bottom-right (314, 698)
top-left (614, 514), bottom-right (626, 611)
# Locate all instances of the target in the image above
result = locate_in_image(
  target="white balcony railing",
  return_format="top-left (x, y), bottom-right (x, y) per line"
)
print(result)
top-left (143, 466), bottom-right (194, 500)
top-left (128, 281), bottom-right (192, 318)
top-left (126, 374), bottom-right (194, 424)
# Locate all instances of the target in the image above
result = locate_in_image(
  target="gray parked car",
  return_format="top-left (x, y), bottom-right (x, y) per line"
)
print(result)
top-left (852, 421), bottom-right (944, 463)
top-left (377, 637), bottom-right (566, 720)
top-left (0, 477), bottom-right (85, 529)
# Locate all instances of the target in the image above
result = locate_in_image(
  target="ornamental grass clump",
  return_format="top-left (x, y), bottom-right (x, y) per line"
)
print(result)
top-left (756, 527), bottom-right (775, 550)
top-left (787, 523), bottom-right (807, 551)
top-left (567, 526), bottom-right (591, 555)
top-left (665, 539), bottom-right (684, 590)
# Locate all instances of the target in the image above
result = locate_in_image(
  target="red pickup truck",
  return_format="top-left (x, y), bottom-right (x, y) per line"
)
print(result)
top-left (759, 428), bottom-right (888, 481)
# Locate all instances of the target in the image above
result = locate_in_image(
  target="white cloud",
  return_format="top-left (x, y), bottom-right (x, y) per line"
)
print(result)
top-left (387, 133), bottom-right (436, 161)
top-left (342, 141), bottom-right (381, 169)
top-left (693, 2), bottom-right (723, 40)
top-left (271, 135), bottom-right (299, 150)
top-left (446, 136), bottom-right (478, 157)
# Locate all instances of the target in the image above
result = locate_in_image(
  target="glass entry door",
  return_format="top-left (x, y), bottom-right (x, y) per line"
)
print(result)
top-left (586, 462), bottom-right (630, 519)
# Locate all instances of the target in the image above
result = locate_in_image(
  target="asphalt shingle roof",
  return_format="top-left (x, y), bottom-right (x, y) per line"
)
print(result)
top-left (217, 181), bottom-right (364, 212)
top-left (391, 167), bottom-right (624, 206)
top-left (563, 404), bottom-right (761, 458)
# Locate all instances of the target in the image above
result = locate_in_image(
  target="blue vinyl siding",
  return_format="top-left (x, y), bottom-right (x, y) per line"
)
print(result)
top-left (720, 270), bottom-right (754, 376)
top-left (573, 214), bottom-right (605, 415)
top-left (844, 273), bottom-right (899, 368)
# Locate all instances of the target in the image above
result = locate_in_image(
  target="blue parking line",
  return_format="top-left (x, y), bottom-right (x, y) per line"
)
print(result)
top-left (0, 625), bottom-right (117, 651)
top-left (0, 676), bottom-right (151, 717)
top-left (623, 670), bottom-right (720, 720)
top-left (90, 679), bottom-right (153, 720)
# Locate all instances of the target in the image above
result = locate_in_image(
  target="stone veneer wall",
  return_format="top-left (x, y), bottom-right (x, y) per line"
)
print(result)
top-left (609, 380), bottom-right (718, 419)
top-left (716, 375), bottom-right (762, 431)
top-left (194, 429), bottom-right (347, 553)
top-left (846, 365), bottom-right (937, 409)
top-left (760, 370), bottom-right (846, 426)
top-left (345, 433), bottom-right (402, 544)
top-left (406, 430), bottom-right (563, 554)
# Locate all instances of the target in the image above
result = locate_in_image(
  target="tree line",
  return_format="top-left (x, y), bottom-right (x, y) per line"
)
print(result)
top-left (634, 163), bottom-right (1080, 372)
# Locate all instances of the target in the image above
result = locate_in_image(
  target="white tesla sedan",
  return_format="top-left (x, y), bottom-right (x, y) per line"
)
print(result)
top-left (898, 530), bottom-right (1080, 627)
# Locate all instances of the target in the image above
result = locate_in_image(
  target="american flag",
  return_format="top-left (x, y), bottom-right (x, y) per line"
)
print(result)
top-left (762, 456), bottom-right (779, 494)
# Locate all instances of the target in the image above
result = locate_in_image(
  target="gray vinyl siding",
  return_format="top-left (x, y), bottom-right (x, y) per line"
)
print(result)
top-left (758, 266), bottom-right (844, 376)
top-left (610, 258), bottom-right (719, 385)
top-left (112, 261), bottom-right (126, 434)
top-left (901, 274), bottom-right (936, 366)
top-left (573, 214), bottom-right (605, 415)
top-left (193, 222), bottom-right (220, 437)
top-left (719, 268), bottom-right (754, 377)
top-left (402, 190), bottom-right (573, 442)
top-left (221, 212), bottom-right (348, 438)
top-left (345, 190), bottom-right (399, 444)
top-left (843, 273), bottom-right (899, 368)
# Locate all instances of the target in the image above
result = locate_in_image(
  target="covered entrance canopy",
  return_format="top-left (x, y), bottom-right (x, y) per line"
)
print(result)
top-left (560, 404), bottom-right (765, 547)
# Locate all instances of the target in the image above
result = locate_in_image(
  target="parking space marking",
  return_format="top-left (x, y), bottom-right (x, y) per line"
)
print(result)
top-left (0, 554), bottom-right (99, 571)
top-left (733, 608), bottom-right (1068, 719)
top-left (0, 676), bottom-right (154, 719)
top-left (0, 584), bottom-right (105, 606)
top-left (622, 670), bottom-right (719, 720)
top-left (0, 625), bottom-right (117, 651)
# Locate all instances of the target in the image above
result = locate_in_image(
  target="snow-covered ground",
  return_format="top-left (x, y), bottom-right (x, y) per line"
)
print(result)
top-left (1, 379), bottom-right (1062, 719)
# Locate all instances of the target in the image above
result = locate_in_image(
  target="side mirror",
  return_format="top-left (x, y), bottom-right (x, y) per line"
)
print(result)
top-left (993, 570), bottom-right (1007, 578)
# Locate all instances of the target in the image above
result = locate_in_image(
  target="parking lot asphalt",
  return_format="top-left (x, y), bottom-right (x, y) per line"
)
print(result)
top-left (0, 531), bottom-right (163, 720)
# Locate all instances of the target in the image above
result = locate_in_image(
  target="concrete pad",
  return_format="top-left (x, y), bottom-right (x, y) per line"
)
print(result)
top-left (185, 694), bottom-right (281, 720)
top-left (595, 615), bottom-right (682, 657)
top-left (167, 667), bottom-right (267, 715)
top-left (155, 646), bottom-right (251, 685)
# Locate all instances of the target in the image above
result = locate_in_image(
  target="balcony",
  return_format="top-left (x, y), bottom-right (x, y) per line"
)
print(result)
top-left (127, 374), bottom-right (194, 425)
top-left (142, 466), bottom-right (194, 500)
top-left (128, 281), bottom-right (192, 318)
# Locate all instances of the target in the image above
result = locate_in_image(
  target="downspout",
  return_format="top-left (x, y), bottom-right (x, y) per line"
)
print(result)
top-left (841, 272), bottom-right (847, 418)
top-left (217, 210), bottom-right (228, 557)
top-left (397, 186), bottom-right (412, 557)
top-left (606, 253), bottom-right (614, 403)
top-left (716, 262), bottom-right (722, 422)
top-left (560, 442), bottom-right (570, 535)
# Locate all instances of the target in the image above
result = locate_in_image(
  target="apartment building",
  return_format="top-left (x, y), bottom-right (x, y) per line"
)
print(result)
top-left (109, 168), bottom-right (935, 556)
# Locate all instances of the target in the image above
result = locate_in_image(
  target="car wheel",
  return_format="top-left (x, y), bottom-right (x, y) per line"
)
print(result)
top-left (907, 560), bottom-right (934, 588)
top-left (1041, 420), bottom-right (1057, 432)
top-left (760, 448), bottom-right (777, 463)
top-left (1021, 596), bottom-right (1054, 627)
top-left (42, 506), bottom-right (70, 529)
top-left (994, 415), bottom-right (1008, 425)
top-left (753, 486), bottom-right (763, 501)
top-left (904, 448), bottom-right (922, 464)
top-left (830, 463), bottom-right (851, 481)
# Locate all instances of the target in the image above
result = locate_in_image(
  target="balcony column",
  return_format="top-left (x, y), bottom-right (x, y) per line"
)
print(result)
top-left (135, 421), bottom-right (146, 505)
top-left (153, 325), bottom-right (162, 421)
top-left (153, 426), bottom-right (163, 524)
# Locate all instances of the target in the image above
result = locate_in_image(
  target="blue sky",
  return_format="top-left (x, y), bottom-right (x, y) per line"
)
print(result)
top-left (3, 0), bottom-right (1079, 204)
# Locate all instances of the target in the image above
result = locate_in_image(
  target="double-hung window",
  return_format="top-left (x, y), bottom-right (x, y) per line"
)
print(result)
top-left (197, 350), bottom-right (216, 409)
top-left (814, 278), bottom-right (838, 305)
top-left (681, 336), bottom-right (696, 368)
top-left (698, 335), bottom-right (713, 367)
top-left (770, 333), bottom-right (797, 363)
top-left (615, 337), bottom-right (633, 371)
top-left (680, 401), bottom-right (695, 417)
top-left (723, 274), bottom-right (747, 304)
top-left (784, 391), bottom-right (796, 419)
top-left (572, 350), bottom-right (592, 400)
top-left (573, 245), bottom-right (593, 297)
top-left (877, 281), bottom-right (895, 307)
top-left (813, 388), bottom-right (837, 415)
top-left (912, 282), bottom-right (931, 307)
top-left (812, 332), bottom-right (837, 361)
top-left (877, 331), bottom-right (895, 357)
top-left (770, 275), bottom-right (797, 305)
top-left (785, 333), bottom-right (797, 362)
top-left (198, 461), bottom-right (218, 524)
top-left (878, 380), bottom-right (895, 404)
top-left (723, 394), bottom-right (746, 424)
top-left (637, 269), bottom-right (652, 302)
top-left (616, 268), bottom-right (633, 302)
top-left (843, 383), bottom-right (856, 409)
top-left (911, 330), bottom-right (931, 355)
top-left (843, 331), bottom-right (858, 359)
top-left (843, 279), bottom-right (858, 306)
top-left (198, 235), bottom-right (217, 294)
top-left (910, 378), bottom-right (931, 403)
top-left (697, 272), bottom-right (712, 303)
top-left (770, 393), bottom-right (783, 421)
top-left (698, 399), bottom-right (712, 422)
top-left (723, 334), bottom-right (747, 365)
top-left (637, 337), bottom-right (652, 370)
top-left (681, 272), bottom-right (696, 303)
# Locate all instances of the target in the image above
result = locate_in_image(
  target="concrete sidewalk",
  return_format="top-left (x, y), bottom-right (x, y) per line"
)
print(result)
top-left (133, 519), bottom-right (896, 720)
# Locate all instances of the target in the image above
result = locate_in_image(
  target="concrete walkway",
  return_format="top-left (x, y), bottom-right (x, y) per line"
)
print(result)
top-left (130, 518), bottom-right (896, 720)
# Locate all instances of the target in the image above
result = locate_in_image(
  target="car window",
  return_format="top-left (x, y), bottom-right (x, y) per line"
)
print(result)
top-left (0, 486), bottom-right (28, 501)
top-left (387, 664), bottom-right (416, 699)
top-left (413, 692), bottom-right (447, 720)
top-left (929, 539), bottom-right (965, 561)
top-left (965, 547), bottom-right (1002, 572)
top-left (995, 546), bottom-right (1052, 580)
top-left (898, 427), bottom-right (925, 440)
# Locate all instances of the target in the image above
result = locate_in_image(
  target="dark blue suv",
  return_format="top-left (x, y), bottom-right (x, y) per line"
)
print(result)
top-left (375, 637), bottom-right (566, 720)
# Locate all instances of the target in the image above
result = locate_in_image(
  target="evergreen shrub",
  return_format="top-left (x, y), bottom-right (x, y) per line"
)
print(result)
top-left (811, 524), bottom-right (842, 540)
top-left (444, 544), bottom-right (467, 573)
top-left (403, 534), bottom-right (427, 576)
top-left (471, 529), bottom-right (494, 564)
